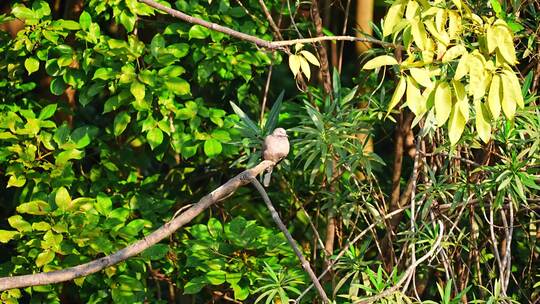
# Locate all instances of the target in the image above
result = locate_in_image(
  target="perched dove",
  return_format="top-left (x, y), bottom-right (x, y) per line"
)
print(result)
top-left (262, 128), bottom-right (290, 187)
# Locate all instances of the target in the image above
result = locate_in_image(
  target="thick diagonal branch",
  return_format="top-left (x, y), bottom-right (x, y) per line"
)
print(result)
top-left (0, 161), bottom-right (275, 291)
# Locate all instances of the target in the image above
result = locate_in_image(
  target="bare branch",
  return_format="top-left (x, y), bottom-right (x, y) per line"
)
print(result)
top-left (249, 177), bottom-right (330, 303)
top-left (137, 0), bottom-right (396, 50)
top-left (0, 161), bottom-right (275, 291)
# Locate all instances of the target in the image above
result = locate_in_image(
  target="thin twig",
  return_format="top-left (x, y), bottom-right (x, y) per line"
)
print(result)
top-left (249, 177), bottom-right (330, 304)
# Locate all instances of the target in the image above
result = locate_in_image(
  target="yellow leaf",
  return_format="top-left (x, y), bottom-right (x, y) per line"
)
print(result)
top-left (452, 0), bottom-right (461, 10)
top-left (383, 1), bottom-right (406, 37)
top-left (500, 71), bottom-right (522, 119)
top-left (467, 52), bottom-right (487, 99)
top-left (487, 74), bottom-right (502, 119)
top-left (405, 0), bottom-right (419, 20)
top-left (362, 55), bottom-right (399, 70)
top-left (442, 44), bottom-right (466, 63)
top-left (454, 53), bottom-right (469, 80)
top-left (448, 104), bottom-right (466, 145)
top-left (409, 67), bottom-right (433, 88)
top-left (294, 43), bottom-right (304, 52)
top-left (411, 17), bottom-right (428, 50)
top-left (288, 54), bottom-right (301, 77)
top-left (493, 25), bottom-right (516, 64)
top-left (434, 82), bottom-right (452, 126)
top-left (486, 25), bottom-right (497, 54)
top-left (435, 8), bottom-right (447, 33)
top-left (406, 76), bottom-right (426, 116)
top-left (502, 69), bottom-right (524, 108)
top-left (448, 11), bottom-right (461, 39)
top-left (298, 56), bottom-right (311, 80)
top-left (386, 76), bottom-right (407, 116)
top-left (299, 50), bottom-right (320, 67)
top-left (425, 20), bottom-right (450, 46)
top-left (452, 80), bottom-right (469, 121)
top-left (474, 99), bottom-right (491, 143)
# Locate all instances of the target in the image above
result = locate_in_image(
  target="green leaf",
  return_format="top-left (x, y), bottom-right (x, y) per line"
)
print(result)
top-left (36, 250), bottom-right (55, 267)
top-left (230, 101), bottom-right (261, 136)
top-left (184, 276), bottom-right (207, 294)
top-left (79, 11), bottom-right (91, 30)
top-left (130, 80), bottom-right (145, 101)
top-left (12, 5), bottom-right (38, 21)
top-left (204, 139), bottom-right (222, 157)
top-left (141, 244), bottom-right (169, 260)
top-left (55, 149), bottom-right (84, 165)
top-left (188, 25), bottom-right (210, 39)
top-left (16, 200), bottom-right (50, 215)
top-left (55, 187), bottom-right (72, 210)
top-left (24, 57), bottom-right (40, 75)
top-left (50, 78), bottom-right (67, 96)
top-left (93, 67), bottom-right (115, 80)
top-left (96, 193), bottom-right (112, 215)
top-left (114, 111), bottom-right (131, 136)
top-left (231, 282), bottom-right (249, 300)
top-left (206, 270), bottom-right (227, 285)
top-left (7, 175), bottom-right (26, 188)
top-left (8, 215), bottom-right (32, 232)
top-left (38, 104), bottom-right (57, 120)
top-left (211, 130), bottom-right (231, 142)
top-left (0, 230), bottom-right (19, 243)
top-left (263, 91), bottom-right (284, 134)
top-left (147, 128), bottom-right (163, 150)
top-left (165, 77), bottom-right (190, 95)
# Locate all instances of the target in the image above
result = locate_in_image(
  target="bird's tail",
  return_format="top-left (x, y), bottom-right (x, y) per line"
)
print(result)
top-left (263, 168), bottom-right (273, 187)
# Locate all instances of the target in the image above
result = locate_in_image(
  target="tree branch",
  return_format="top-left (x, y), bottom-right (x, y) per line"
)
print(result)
top-left (0, 160), bottom-right (275, 291)
top-left (137, 0), bottom-right (396, 50)
top-left (250, 177), bottom-right (330, 303)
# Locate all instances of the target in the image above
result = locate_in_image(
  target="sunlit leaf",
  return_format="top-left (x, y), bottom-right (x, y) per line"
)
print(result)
top-left (362, 55), bottom-right (398, 70)
top-left (434, 82), bottom-right (452, 126)
top-left (386, 76), bottom-right (406, 116)
top-left (487, 74), bottom-right (502, 119)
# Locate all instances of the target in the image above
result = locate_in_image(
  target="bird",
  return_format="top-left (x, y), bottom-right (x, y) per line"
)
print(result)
top-left (262, 128), bottom-right (290, 187)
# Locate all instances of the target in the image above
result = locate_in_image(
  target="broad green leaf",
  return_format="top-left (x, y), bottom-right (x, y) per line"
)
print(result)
top-left (184, 276), bottom-right (207, 294)
top-left (7, 175), bottom-right (26, 188)
top-left (204, 139), bottom-right (222, 157)
top-left (488, 74), bottom-right (502, 119)
top-left (383, 1), bottom-right (405, 37)
top-left (206, 270), bottom-right (227, 285)
top-left (434, 82), bottom-right (452, 126)
top-left (79, 11), bottom-right (91, 30)
top-left (36, 250), bottom-right (55, 267)
top-left (299, 50), bottom-right (320, 66)
top-left (8, 215), bottom-right (32, 232)
top-left (448, 104), bottom-right (466, 145)
top-left (24, 57), bottom-right (40, 75)
top-left (16, 200), bottom-right (50, 215)
top-left (409, 68), bottom-right (433, 88)
top-left (130, 80), bottom-right (145, 101)
top-left (362, 55), bottom-right (398, 70)
top-left (165, 77), bottom-right (190, 95)
top-left (147, 128), bottom-right (163, 150)
top-left (93, 67), bottom-right (115, 80)
top-left (55, 149), bottom-right (84, 165)
top-left (386, 76), bottom-right (406, 115)
top-left (96, 193), bottom-right (112, 215)
top-left (474, 99), bottom-right (491, 143)
top-left (55, 187), bottom-right (71, 210)
top-left (32, 222), bottom-right (51, 231)
top-left (50, 78), bottom-right (66, 96)
top-left (288, 54), bottom-right (301, 77)
top-left (188, 25), bottom-right (210, 39)
top-left (12, 5), bottom-right (38, 22)
top-left (0, 230), bottom-right (18, 243)
top-left (114, 111), bottom-right (131, 136)
top-left (38, 104), bottom-right (57, 120)
top-left (141, 244), bottom-right (169, 260)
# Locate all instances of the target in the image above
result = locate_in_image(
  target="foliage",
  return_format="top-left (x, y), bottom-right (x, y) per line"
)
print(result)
top-left (0, 0), bottom-right (538, 303)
